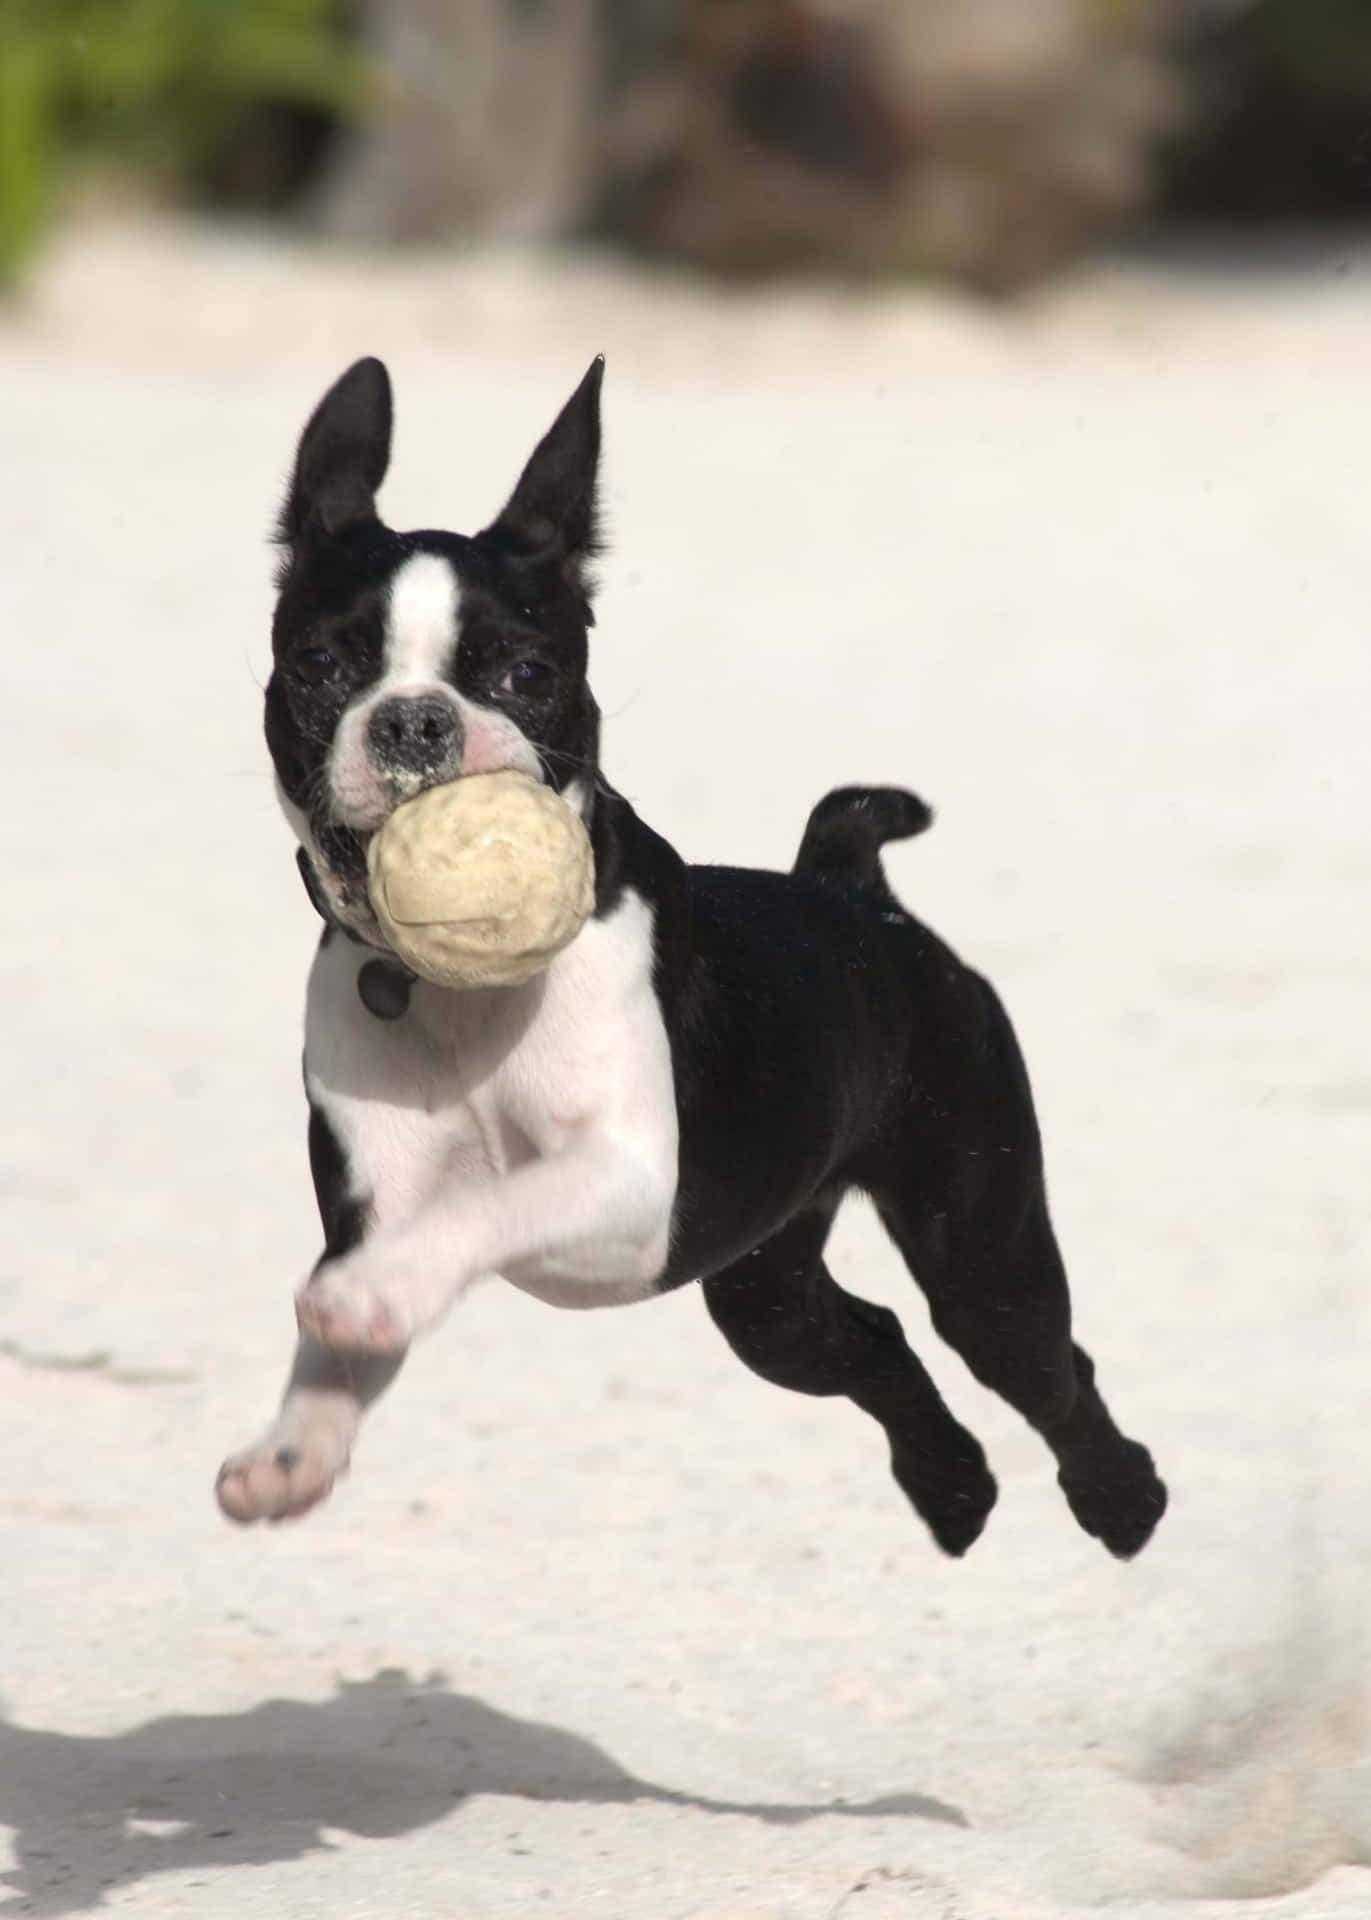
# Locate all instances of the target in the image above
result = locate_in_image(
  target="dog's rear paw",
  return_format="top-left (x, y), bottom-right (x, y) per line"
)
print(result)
top-left (892, 1441), bottom-right (999, 1558)
top-left (216, 1432), bottom-right (347, 1526)
top-left (1059, 1440), bottom-right (1167, 1559)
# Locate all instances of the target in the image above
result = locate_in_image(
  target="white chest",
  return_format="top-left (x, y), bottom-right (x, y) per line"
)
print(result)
top-left (302, 892), bottom-right (679, 1237)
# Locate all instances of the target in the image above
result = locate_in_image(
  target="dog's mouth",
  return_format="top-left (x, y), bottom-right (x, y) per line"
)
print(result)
top-left (311, 763), bottom-right (454, 881)
top-left (298, 812), bottom-right (378, 940)
top-left (301, 755), bottom-right (552, 939)
top-left (315, 817), bottom-right (370, 890)
top-left (301, 769), bottom-right (454, 941)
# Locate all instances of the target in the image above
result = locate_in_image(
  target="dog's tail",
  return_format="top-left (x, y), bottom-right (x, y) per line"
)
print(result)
top-left (793, 785), bottom-right (933, 903)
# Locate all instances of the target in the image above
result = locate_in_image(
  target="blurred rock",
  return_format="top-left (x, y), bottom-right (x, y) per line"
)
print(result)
top-left (593, 0), bottom-right (1180, 289)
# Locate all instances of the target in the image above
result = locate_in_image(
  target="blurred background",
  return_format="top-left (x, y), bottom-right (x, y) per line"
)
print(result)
top-left (2, 12), bottom-right (1370, 1918)
top-left (2, 0), bottom-right (1371, 289)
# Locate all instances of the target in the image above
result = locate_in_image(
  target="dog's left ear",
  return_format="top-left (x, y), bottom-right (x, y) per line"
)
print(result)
top-left (485, 356), bottom-right (604, 590)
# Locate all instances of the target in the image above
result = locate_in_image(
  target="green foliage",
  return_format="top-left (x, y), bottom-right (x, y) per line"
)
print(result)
top-left (0, 0), bottom-right (371, 282)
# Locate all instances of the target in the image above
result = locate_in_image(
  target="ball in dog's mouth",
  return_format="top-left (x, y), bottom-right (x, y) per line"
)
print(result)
top-left (365, 770), bottom-right (595, 990)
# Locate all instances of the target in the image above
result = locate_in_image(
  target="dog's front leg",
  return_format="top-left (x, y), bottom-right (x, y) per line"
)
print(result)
top-left (217, 937), bottom-right (464, 1522)
top-left (216, 1338), bottom-right (404, 1524)
top-left (215, 1076), bottom-right (436, 1524)
top-left (297, 1133), bottom-right (675, 1350)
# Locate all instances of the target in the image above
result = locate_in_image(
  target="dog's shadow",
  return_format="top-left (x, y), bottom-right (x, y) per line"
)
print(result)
top-left (0, 1668), bottom-right (966, 1912)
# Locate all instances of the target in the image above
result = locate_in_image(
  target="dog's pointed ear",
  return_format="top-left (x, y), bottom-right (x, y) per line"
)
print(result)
top-left (486, 356), bottom-right (604, 589)
top-left (278, 357), bottom-right (393, 552)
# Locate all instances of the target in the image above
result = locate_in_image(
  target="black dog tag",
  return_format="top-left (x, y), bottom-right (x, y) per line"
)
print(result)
top-left (357, 958), bottom-right (415, 1021)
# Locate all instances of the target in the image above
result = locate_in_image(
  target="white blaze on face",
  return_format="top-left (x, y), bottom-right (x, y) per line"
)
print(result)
top-left (327, 550), bottom-right (541, 830)
top-left (384, 550), bottom-right (461, 683)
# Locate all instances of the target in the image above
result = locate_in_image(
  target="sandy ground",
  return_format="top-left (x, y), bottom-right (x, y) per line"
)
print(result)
top-left (1, 219), bottom-right (1369, 1919)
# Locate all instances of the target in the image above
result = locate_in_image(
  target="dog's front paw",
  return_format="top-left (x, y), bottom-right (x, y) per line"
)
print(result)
top-left (295, 1258), bottom-right (413, 1354)
top-left (216, 1424), bottom-right (350, 1525)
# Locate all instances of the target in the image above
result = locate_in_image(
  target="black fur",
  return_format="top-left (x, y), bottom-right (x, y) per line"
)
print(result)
top-left (794, 784), bottom-right (933, 898)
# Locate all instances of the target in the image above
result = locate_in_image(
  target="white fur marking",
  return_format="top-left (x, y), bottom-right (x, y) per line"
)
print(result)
top-left (327, 553), bottom-right (464, 828)
top-left (384, 552), bottom-right (460, 684)
top-left (299, 888), bottom-right (679, 1342)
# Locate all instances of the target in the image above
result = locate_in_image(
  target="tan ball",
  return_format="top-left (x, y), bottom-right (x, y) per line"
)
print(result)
top-left (366, 770), bottom-right (595, 989)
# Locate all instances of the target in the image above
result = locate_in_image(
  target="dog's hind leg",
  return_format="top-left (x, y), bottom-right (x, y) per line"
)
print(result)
top-left (702, 1206), bottom-right (998, 1556)
top-left (876, 1183), bottom-right (1165, 1557)
top-left (872, 991), bottom-right (1167, 1558)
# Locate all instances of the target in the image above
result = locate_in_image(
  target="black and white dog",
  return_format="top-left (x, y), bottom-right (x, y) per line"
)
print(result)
top-left (217, 357), bottom-right (1166, 1561)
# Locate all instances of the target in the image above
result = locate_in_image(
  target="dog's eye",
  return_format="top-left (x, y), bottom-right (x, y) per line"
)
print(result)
top-left (295, 647), bottom-right (337, 685)
top-left (501, 658), bottom-right (553, 696)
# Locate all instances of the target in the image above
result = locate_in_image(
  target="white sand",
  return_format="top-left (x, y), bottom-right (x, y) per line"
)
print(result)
top-left (1, 218), bottom-right (1368, 1918)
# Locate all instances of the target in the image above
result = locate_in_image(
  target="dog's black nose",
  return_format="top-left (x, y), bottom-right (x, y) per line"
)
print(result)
top-left (367, 694), bottom-right (462, 777)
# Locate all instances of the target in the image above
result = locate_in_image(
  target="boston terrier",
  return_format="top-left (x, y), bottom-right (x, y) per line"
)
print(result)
top-left (216, 356), bottom-right (1167, 1561)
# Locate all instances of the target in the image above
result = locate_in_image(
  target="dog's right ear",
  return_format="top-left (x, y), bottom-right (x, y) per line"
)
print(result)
top-left (277, 357), bottom-right (393, 555)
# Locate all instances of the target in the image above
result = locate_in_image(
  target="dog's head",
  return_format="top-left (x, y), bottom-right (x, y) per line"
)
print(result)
top-left (265, 356), bottom-right (605, 938)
